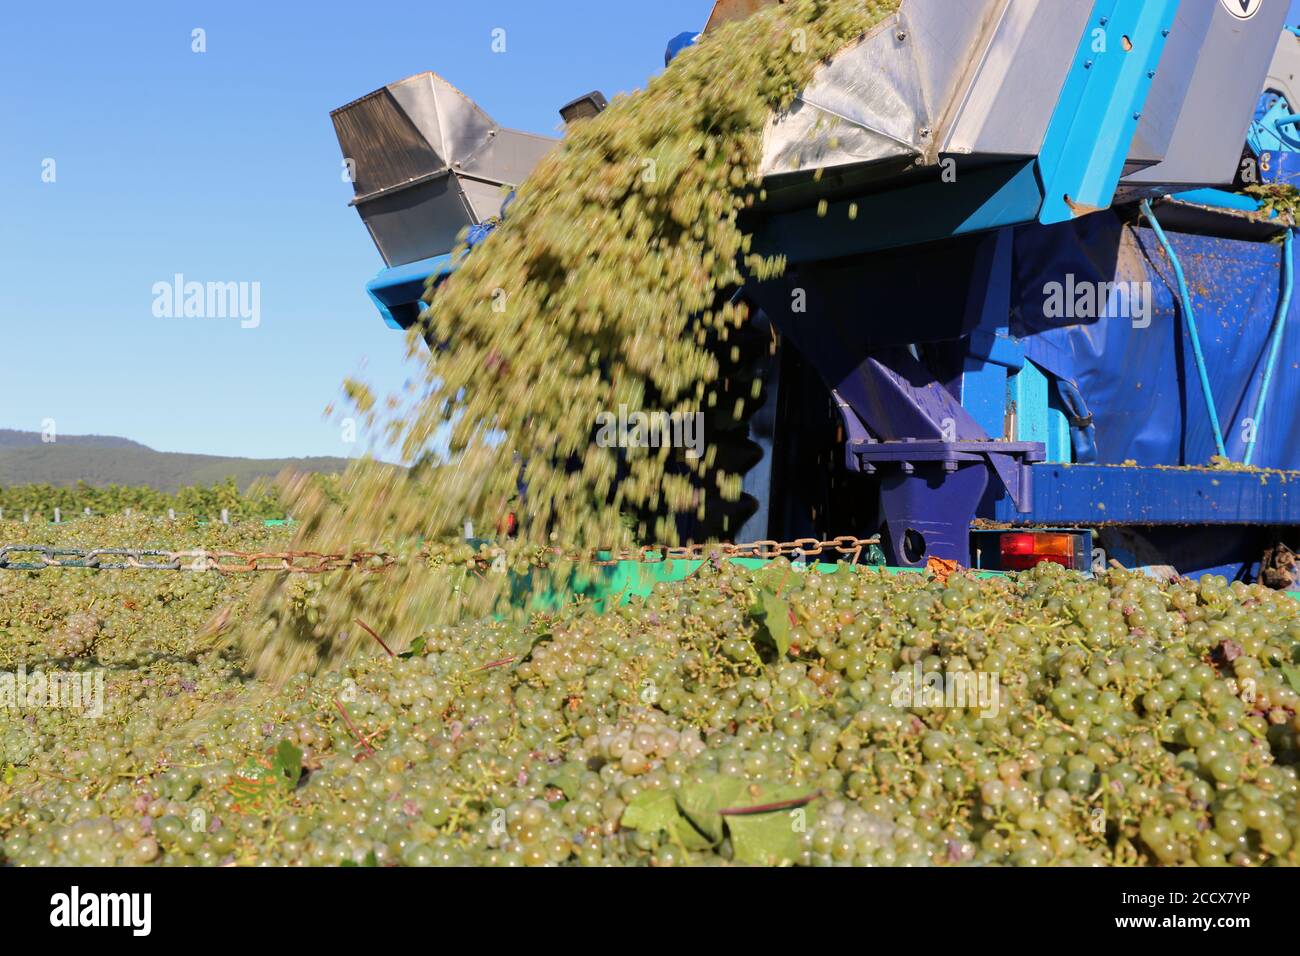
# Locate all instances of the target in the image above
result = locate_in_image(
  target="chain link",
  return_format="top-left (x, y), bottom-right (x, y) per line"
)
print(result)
top-left (0, 536), bottom-right (880, 573)
top-left (496, 536), bottom-right (882, 569)
top-left (591, 535), bottom-right (879, 566)
top-left (0, 546), bottom-right (395, 574)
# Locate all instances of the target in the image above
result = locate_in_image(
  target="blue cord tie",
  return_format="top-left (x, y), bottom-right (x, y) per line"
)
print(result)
top-left (1140, 199), bottom-right (1228, 460)
top-left (1244, 229), bottom-right (1295, 466)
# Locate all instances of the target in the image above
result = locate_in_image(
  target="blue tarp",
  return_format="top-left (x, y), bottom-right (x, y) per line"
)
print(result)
top-left (1010, 213), bottom-right (1300, 470)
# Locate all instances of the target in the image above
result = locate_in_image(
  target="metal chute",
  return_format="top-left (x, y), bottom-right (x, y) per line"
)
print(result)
top-left (332, 72), bottom-right (556, 267)
top-left (757, 0), bottom-right (1287, 217)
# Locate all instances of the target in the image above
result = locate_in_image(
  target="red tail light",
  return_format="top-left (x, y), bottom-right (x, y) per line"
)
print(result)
top-left (1000, 532), bottom-right (1074, 571)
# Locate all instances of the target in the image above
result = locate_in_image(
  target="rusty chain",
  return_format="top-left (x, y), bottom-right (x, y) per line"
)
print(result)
top-left (0, 546), bottom-right (394, 574)
top-left (0, 536), bottom-right (881, 574)
top-left (589, 536), bottom-right (881, 565)
top-left (447, 535), bottom-right (883, 574)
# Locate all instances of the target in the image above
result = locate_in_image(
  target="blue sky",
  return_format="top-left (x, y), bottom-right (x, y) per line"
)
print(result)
top-left (3, 0), bottom-right (1299, 460)
top-left (0, 0), bottom-right (714, 459)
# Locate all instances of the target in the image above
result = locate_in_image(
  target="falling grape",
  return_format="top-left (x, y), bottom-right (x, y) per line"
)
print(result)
top-left (239, 0), bottom-right (903, 682)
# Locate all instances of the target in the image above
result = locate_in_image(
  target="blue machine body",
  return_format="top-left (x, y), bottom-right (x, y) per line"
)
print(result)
top-left (1034, 0), bottom-right (1178, 225)
top-left (339, 0), bottom-right (1300, 584)
top-left (748, 190), bottom-right (1300, 575)
top-left (1249, 96), bottom-right (1300, 186)
top-left (721, 0), bottom-right (1300, 580)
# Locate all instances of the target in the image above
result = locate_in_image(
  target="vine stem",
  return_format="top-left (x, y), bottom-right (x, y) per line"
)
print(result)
top-left (354, 618), bottom-right (394, 657)
top-left (719, 790), bottom-right (822, 816)
top-left (334, 699), bottom-right (376, 754)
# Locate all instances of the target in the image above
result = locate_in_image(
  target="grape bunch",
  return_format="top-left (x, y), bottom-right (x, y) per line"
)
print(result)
top-left (581, 718), bottom-right (708, 777)
top-left (44, 611), bottom-right (102, 660)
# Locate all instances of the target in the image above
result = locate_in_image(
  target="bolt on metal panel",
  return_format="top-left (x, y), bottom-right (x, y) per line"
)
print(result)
top-left (1121, 0), bottom-right (1290, 190)
top-left (1263, 31), bottom-right (1300, 120)
top-left (758, 0), bottom-right (1093, 183)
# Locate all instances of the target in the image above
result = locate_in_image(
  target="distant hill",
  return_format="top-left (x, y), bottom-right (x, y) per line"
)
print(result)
top-left (0, 430), bottom-right (148, 451)
top-left (0, 430), bottom-right (349, 492)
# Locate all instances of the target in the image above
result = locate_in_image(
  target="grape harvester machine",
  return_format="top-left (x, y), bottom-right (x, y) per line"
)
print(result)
top-left (332, 0), bottom-right (1300, 587)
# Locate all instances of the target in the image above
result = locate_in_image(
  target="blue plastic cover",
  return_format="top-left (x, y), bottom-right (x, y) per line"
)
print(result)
top-left (465, 221), bottom-right (498, 249)
top-left (665, 31), bottom-right (700, 66)
top-left (366, 253), bottom-right (457, 330)
top-left (1010, 213), bottom-right (1300, 469)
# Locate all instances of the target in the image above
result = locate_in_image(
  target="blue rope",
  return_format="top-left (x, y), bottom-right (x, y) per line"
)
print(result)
top-left (1244, 229), bottom-right (1295, 466)
top-left (1140, 200), bottom-right (1228, 460)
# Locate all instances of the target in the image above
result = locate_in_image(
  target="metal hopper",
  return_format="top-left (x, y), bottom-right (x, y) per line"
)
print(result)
top-left (754, 0), bottom-right (1287, 229)
top-left (332, 72), bottom-right (556, 268)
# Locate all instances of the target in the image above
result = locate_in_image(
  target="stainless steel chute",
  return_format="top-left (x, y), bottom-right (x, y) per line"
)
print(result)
top-left (332, 72), bottom-right (556, 267)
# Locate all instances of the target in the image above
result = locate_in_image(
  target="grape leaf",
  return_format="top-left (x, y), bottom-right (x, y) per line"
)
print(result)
top-left (669, 818), bottom-right (714, 852)
top-left (1281, 664), bottom-right (1300, 696)
top-left (399, 635), bottom-right (427, 659)
top-left (545, 763), bottom-right (585, 801)
top-left (271, 740), bottom-right (303, 790)
top-left (675, 775), bottom-right (747, 843)
top-left (621, 789), bottom-right (682, 832)
top-left (621, 790), bottom-right (712, 851)
top-left (678, 777), bottom-right (819, 862)
top-left (727, 811), bottom-right (805, 866)
top-left (754, 564), bottom-right (790, 593)
top-left (750, 588), bottom-right (793, 656)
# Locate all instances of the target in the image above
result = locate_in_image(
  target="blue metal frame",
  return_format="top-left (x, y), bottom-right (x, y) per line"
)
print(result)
top-left (1257, 151), bottom-right (1300, 186)
top-left (991, 464), bottom-right (1300, 525)
top-left (1009, 360), bottom-right (1055, 451)
top-left (1246, 94), bottom-right (1300, 185)
top-left (960, 230), bottom-right (1020, 438)
top-left (1037, 0), bottom-right (1179, 224)
top-left (851, 438), bottom-right (1046, 566)
top-left (962, 328), bottom-right (1022, 439)
top-left (365, 253), bottom-right (457, 330)
top-left (1251, 98), bottom-right (1300, 153)
top-left (751, 160), bottom-right (1045, 264)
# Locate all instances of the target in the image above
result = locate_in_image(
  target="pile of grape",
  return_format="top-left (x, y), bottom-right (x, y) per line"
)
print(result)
top-left (7, 0), bottom-right (1300, 870)
top-left (4, 530), bottom-right (1300, 867)
top-left (0, 514), bottom-right (288, 672)
top-left (243, 0), bottom-right (903, 680)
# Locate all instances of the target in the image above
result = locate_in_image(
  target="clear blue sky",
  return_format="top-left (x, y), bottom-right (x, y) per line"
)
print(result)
top-left (0, 0), bottom-right (714, 459)
top-left (4, 1), bottom-right (1299, 459)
